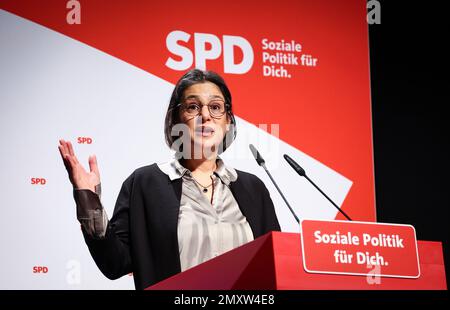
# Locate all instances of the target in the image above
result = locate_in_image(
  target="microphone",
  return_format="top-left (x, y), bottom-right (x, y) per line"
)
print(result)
top-left (249, 144), bottom-right (299, 223)
top-left (283, 154), bottom-right (352, 221)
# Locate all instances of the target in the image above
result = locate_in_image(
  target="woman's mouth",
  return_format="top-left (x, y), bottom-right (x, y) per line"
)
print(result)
top-left (195, 126), bottom-right (215, 137)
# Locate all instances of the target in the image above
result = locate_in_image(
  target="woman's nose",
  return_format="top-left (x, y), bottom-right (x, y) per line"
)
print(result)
top-left (200, 105), bottom-right (211, 120)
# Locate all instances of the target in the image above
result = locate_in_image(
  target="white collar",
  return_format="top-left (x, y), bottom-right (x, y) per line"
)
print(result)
top-left (157, 156), bottom-right (238, 185)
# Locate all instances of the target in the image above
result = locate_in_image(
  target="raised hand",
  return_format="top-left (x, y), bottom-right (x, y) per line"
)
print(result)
top-left (58, 139), bottom-right (100, 192)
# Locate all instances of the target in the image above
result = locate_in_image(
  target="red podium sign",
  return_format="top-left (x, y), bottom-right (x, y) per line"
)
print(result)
top-left (149, 232), bottom-right (445, 290)
top-left (301, 220), bottom-right (420, 278)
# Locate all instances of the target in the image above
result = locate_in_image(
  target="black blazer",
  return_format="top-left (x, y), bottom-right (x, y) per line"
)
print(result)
top-left (82, 163), bottom-right (280, 290)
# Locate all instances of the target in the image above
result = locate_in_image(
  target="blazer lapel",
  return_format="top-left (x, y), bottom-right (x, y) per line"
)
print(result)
top-left (229, 175), bottom-right (261, 237)
top-left (167, 177), bottom-right (182, 230)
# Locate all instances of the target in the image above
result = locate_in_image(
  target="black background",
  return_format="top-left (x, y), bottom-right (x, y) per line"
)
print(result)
top-left (369, 1), bottom-right (449, 286)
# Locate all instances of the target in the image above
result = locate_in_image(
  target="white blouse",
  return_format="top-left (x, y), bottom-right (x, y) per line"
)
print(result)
top-left (158, 157), bottom-right (254, 271)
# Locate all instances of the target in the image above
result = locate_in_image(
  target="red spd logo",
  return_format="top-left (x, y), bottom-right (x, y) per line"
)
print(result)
top-left (33, 266), bottom-right (48, 274)
top-left (31, 178), bottom-right (46, 185)
top-left (77, 137), bottom-right (93, 144)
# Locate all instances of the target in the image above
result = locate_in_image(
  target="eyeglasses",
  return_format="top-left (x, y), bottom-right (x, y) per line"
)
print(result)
top-left (177, 100), bottom-right (228, 118)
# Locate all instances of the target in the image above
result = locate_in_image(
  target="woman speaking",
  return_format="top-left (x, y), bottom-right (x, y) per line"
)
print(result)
top-left (58, 69), bottom-right (280, 290)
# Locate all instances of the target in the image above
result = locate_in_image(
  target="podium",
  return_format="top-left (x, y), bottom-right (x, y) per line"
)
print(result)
top-left (148, 232), bottom-right (447, 290)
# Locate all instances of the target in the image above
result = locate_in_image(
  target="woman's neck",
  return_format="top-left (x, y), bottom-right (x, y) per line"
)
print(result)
top-left (182, 156), bottom-right (217, 174)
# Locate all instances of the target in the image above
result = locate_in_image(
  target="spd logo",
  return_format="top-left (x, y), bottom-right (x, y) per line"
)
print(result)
top-left (33, 266), bottom-right (48, 274)
top-left (165, 30), bottom-right (254, 74)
